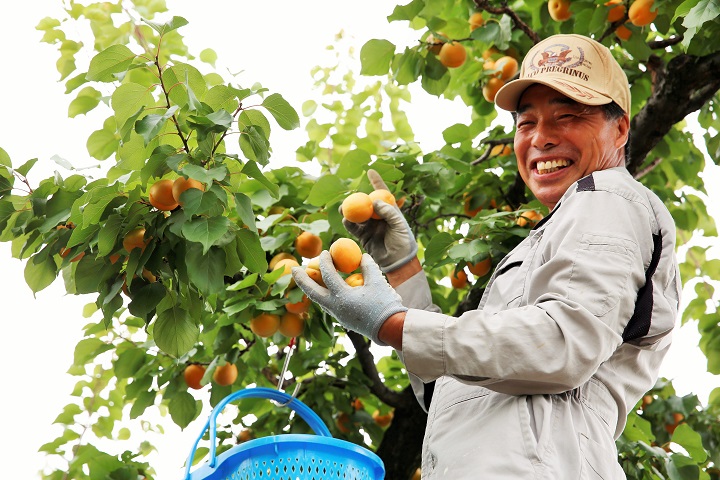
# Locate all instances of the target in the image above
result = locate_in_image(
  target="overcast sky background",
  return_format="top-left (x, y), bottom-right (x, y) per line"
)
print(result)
top-left (1, 2), bottom-right (718, 478)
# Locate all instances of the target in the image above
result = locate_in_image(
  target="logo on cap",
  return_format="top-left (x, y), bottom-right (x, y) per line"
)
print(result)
top-left (526, 43), bottom-right (589, 82)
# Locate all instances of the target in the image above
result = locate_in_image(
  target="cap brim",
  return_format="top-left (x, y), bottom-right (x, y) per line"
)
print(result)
top-left (494, 76), bottom-right (614, 112)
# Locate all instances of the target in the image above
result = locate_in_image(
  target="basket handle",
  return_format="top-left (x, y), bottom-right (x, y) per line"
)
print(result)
top-left (184, 387), bottom-right (332, 479)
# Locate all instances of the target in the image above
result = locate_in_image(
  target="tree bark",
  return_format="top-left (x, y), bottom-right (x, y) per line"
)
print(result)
top-left (627, 51), bottom-right (720, 176)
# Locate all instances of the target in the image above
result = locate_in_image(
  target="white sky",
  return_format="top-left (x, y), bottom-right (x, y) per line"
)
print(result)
top-left (1, 1), bottom-right (718, 479)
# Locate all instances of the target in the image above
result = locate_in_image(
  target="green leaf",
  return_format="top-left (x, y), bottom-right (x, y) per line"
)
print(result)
top-left (306, 174), bottom-right (346, 207)
top-left (667, 453), bottom-right (701, 480)
top-left (182, 216), bottom-right (232, 254)
top-left (393, 48), bottom-right (423, 85)
top-left (110, 82), bottom-right (155, 125)
top-left (234, 193), bottom-right (257, 232)
top-left (97, 214), bottom-right (123, 256)
top-left (143, 16), bottom-right (189, 35)
top-left (443, 123), bottom-right (470, 144)
top-left (114, 348), bottom-right (148, 379)
top-left (424, 232), bottom-right (456, 267)
top-left (168, 391), bottom-right (200, 429)
top-left (154, 304), bottom-right (199, 357)
top-left (74, 338), bottom-right (114, 366)
top-left (181, 164), bottom-right (227, 184)
top-left (24, 254), bottom-right (57, 294)
top-left (682, 0), bottom-right (720, 28)
top-left (240, 125), bottom-right (271, 165)
top-left (241, 160), bottom-right (279, 198)
top-left (135, 105), bottom-right (178, 146)
top-left (86, 44), bottom-right (135, 82)
top-left (186, 244), bottom-right (226, 296)
top-left (227, 273), bottom-right (259, 291)
top-left (128, 282), bottom-right (166, 319)
top-left (68, 86), bottom-right (101, 117)
top-left (388, 0), bottom-right (425, 21)
top-left (360, 39), bottom-right (396, 76)
top-left (261, 93), bottom-right (300, 130)
top-left (235, 228), bottom-right (268, 274)
top-left (672, 423), bottom-right (708, 463)
top-left (337, 149), bottom-right (372, 179)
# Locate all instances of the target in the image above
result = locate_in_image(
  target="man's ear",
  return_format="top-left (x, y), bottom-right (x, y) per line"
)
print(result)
top-left (615, 114), bottom-right (630, 149)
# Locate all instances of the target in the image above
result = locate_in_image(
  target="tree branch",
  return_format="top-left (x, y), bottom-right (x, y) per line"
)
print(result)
top-left (347, 331), bottom-right (411, 408)
top-left (627, 51), bottom-right (720, 175)
top-left (473, 0), bottom-right (540, 44)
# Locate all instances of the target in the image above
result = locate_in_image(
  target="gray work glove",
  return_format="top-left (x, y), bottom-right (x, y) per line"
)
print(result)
top-left (342, 169), bottom-right (418, 273)
top-left (291, 251), bottom-right (408, 345)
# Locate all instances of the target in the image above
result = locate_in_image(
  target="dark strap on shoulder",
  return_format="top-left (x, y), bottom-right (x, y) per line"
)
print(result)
top-left (623, 232), bottom-right (662, 342)
top-left (577, 174), bottom-right (595, 192)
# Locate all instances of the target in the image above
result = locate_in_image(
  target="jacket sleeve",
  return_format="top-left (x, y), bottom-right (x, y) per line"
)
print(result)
top-left (401, 188), bottom-right (657, 395)
top-left (393, 269), bottom-right (442, 411)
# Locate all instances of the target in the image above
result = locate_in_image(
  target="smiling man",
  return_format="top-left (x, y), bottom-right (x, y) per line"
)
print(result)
top-left (292, 34), bottom-right (681, 479)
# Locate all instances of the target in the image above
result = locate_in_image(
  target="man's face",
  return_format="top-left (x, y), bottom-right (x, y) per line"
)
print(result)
top-left (513, 85), bottom-right (629, 209)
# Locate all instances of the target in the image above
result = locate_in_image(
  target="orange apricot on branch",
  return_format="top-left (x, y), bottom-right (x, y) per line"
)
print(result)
top-left (269, 252), bottom-right (297, 271)
top-left (469, 12), bottom-right (484, 30)
top-left (615, 24), bottom-right (632, 41)
top-left (628, 0), bottom-right (657, 26)
top-left (605, 0), bottom-right (626, 22)
top-left (329, 238), bottom-right (363, 274)
top-left (184, 364), bottom-right (206, 390)
top-left (122, 227), bottom-right (149, 253)
top-left (295, 231), bottom-right (323, 259)
top-left (439, 41), bottom-right (467, 68)
top-left (450, 269), bottom-right (469, 289)
top-left (285, 293), bottom-right (310, 314)
top-left (212, 362), bottom-right (238, 386)
top-left (516, 210), bottom-right (544, 227)
top-left (468, 257), bottom-right (492, 277)
top-left (482, 77), bottom-right (505, 103)
top-left (250, 312), bottom-right (281, 338)
top-left (149, 179), bottom-right (179, 211)
top-left (495, 56), bottom-right (519, 81)
top-left (172, 176), bottom-right (205, 205)
top-left (279, 311), bottom-right (305, 338)
top-left (548, 0), bottom-right (572, 21)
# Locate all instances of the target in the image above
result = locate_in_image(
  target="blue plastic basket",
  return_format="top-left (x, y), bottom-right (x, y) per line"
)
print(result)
top-left (184, 387), bottom-right (385, 480)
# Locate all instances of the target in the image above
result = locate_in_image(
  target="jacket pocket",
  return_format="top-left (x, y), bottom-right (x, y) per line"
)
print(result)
top-left (579, 432), bottom-right (616, 479)
top-left (568, 234), bottom-right (635, 316)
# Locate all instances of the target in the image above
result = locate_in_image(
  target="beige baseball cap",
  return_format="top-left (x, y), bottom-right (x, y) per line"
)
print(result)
top-left (494, 34), bottom-right (630, 114)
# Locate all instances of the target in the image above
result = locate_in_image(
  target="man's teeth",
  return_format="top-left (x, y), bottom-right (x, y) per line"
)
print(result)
top-left (536, 159), bottom-right (570, 174)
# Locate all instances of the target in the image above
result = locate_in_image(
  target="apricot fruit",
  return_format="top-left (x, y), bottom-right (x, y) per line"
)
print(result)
top-left (329, 238), bottom-right (363, 274)
top-left (516, 210), bottom-right (544, 227)
top-left (372, 409), bottom-right (394, 428)
top-left (249, 312), bottom-right (281, 338)
top-left (212, 362), bottom-right (238, 386)
top-left (295, 231), bottom-right (323, 259)
top-left (273, 258), bottom-right (300, 287)
top-left (172, 176), bottom-right (205, 205)
top-left (495, 56), bottom-right (519, 81)
top-left (548, 0), bottom-right (572, 21)
top-left (615, 24), bottom-right (632, 40)
top-left (184, 364), bottom-right (206, 390)
top-left (149, 179), bottom-right (179, 211)
top-left (122, 227), bottom-right (149, 253)
top-left (482, 77), bottom-right (505, 103)
top-left (468, 257), bottom-right (492, 277)
top-left (60, 248), bottom-right (85, 262)
top-left (450, 269), bottom-right (468, 289)
top-left (345, 273), bottom-right (364, 287)
top-left (305, 265), bottom-right (326, 287)
top-left (269, 252), bottom-right (297, 271)
top-left (341, 192), bottom-right (374, 223)
top-left (628, 0), bottom-right (656, 26)
top-left (469, 12), bottom-right (484, 30)
top-left (368, 189), bottom-right (397, 219)
top-left (605, 0), bottom-right (626, 22)
top-left (279, 311), bottom-right (305, 337)
top-left (439, 41), bottom-right (467, 68)
top-left (285, 293), bottom-right (310, 314)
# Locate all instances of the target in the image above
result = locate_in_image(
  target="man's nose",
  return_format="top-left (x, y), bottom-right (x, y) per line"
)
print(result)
top-left (532, 120), bottom-right (560, 150)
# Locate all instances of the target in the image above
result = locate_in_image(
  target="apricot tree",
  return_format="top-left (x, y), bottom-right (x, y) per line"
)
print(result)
top-left (1, 1), bottom-right (720, 479)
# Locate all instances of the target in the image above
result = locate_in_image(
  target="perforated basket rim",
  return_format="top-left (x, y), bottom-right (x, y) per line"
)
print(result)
top-left (188, 434), bottom-right (385, 480)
